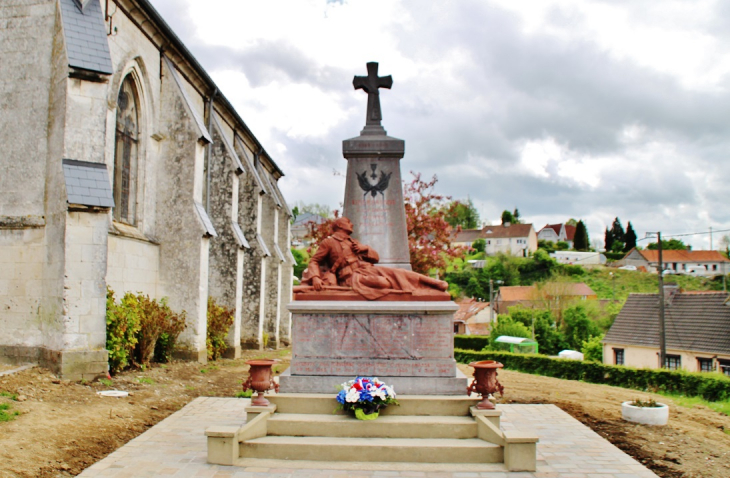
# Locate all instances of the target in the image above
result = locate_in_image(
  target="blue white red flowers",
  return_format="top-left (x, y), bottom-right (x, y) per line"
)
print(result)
top-left (335, 376), bottom-right (398, 420)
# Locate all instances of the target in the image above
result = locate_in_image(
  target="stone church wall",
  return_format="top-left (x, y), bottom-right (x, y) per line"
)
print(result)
top-left (0, 0), bottom-right (292, 375)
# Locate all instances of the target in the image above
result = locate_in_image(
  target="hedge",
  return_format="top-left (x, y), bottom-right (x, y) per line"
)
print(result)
top-left (454, 348), bottom-right (730, 402)
top-left (454, 335), bottom-right (490, 351)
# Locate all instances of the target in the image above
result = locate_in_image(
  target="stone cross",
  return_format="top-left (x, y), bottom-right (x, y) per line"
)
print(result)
top-left (353, 62), bottom-right (393, 127)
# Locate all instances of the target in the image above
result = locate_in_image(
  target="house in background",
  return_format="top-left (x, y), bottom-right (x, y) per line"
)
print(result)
top-left (603, 290), bottom-right (730, 375)
top-left (453, 298), bottom-right (492, 335)
top-left (494, 283), bottom-right (597, 314)
top-left (538, 223), bottom-right (576, 249)
top-left (454, 223), bottom-right (538, 257)
top-left (290, 212), bottom-right (328, 247)
top-left (551, 251), bottom-right (606, 266)
top-left (622, 248), bottom-right (730, 277)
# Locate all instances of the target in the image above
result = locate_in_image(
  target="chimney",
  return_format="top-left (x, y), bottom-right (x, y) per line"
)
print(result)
top-left (504, 222), bottom-right (511, 227)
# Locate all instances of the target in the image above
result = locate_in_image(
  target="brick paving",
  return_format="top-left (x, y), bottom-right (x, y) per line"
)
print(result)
top-left (79, 398), bottom-right (658, 478)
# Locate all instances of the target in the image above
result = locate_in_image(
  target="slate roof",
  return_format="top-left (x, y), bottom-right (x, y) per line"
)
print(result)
top-left (59, 0), bottom-right (113, 74)
top-left (636, 249), bottom-right (730, 264)
top-left (604, 292), bottom-right (730, 354)
top-left (62, 159), bottom-right (114, 207)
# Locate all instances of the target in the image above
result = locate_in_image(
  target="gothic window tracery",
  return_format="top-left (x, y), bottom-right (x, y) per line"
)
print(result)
top-left (113, 75), bottom-right (140, 224)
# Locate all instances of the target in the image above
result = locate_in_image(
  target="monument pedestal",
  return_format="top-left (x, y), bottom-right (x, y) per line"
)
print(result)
top-left (280, 301), bottom-right (467, 395)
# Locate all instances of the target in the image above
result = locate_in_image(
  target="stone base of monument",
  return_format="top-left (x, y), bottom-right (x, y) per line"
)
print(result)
top-left (280, 301), bottom-right (467, 395)
top-left (205, 394), bottom-right (539, 472)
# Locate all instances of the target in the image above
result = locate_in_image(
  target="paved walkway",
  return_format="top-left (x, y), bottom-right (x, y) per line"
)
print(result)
top-left (79, 398), bottom-right (658, 478)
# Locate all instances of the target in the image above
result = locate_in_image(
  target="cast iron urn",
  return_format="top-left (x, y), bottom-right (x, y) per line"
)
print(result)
top-left (243, 359), bottom-right (279, 406)
top-left (467, 360), bottom-right (505, 410)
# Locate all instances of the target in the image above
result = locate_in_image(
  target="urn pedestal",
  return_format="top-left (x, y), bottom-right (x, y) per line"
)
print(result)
top-left (467, 360), bottom-right (505, 410)
top-left (243, 359), bottom-right (279, 406)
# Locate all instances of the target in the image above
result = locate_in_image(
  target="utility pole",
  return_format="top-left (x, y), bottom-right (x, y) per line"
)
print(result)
top-left (489, 279), bottom-right (494, 323)
top-left (710, 226), bottom-right (713, 250)
top-left (648, 232), bottom-right (667, 368)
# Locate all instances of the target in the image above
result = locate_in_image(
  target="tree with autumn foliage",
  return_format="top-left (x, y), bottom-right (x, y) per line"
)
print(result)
top-left (303, 172), bottom-right (464, 275)
top-left (404, 172), bottom-right (466, 274)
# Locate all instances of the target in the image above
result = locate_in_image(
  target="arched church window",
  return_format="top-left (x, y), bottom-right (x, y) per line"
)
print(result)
top-left (113, 75), bottom-right (140, 224)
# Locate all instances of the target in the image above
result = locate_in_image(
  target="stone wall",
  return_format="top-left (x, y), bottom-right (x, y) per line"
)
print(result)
top-left (106, 235), bottom-right (160, 298)
top-left (207, 119), bottom-right (242, 357)
top-left (0, 0), bottom-right (55, 217)
top-left (0, 0), bottom-right (292, 375)
top-left (155, 59), bottom-right (210, 361)
top-left (235, 140), bottom-right (263, 347)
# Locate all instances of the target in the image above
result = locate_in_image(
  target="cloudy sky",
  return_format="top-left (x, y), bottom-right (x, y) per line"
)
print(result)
top-left (150, 0), bottom-right (730, 250)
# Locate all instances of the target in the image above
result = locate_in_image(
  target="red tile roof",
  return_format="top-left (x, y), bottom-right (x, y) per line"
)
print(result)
top-left (454, 223), bottom-right (534, 242)
top-left (499, 283), bottom-right (596, 301)
top-left (637, 249), bottom-right (730, 263)
top-left (564, 225), bottom-right (576, 241)
top-left (454, 298), bottom-right (491, 322)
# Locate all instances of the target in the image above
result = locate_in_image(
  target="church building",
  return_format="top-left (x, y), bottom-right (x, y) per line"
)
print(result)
top-left (0, 0), bottom-right (294, 379)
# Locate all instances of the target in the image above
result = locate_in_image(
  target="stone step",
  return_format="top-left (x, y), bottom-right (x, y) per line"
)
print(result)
top-left (267, 393), bottom-right (479, 416)
top-left (267, 413), bottom-right (478, 439)
top-left (234, 457), bottom-right (510, 473)
top-left (240, 436), bottom-right (503, 464)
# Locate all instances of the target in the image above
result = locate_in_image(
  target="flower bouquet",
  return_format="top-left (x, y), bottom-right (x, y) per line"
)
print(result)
top-left (335, 376), bottom-right (399, 420)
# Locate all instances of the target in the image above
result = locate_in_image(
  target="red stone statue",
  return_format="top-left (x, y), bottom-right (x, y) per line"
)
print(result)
top-left (294, 217), bottom-right (449, 301)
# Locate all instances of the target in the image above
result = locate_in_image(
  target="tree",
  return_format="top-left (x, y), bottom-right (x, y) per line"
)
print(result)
top-left (293, 201), bottom-right (335, 218)
top-left (487, 316), bottom-right (532, 350)
top-left (565, 218), bottom-right (578, 226)
top-left (561, 304), bottom-right (600, 350)
top-left (472, 238), bottom-right (486, 253)
top-left (573, 220), bottom-right (589, 251)
top-left (290, 248), bottom-right (309, 279)
top-left (445, 199), bottom-right (480, 229)
top-left (581, 334), bottom-right (604, 362)
top-left (501, 210), bottom-right (514, 225)
top-left (537, 239), bottom-right (556, 253)
top-left (624, 222), bottom-right (637, 252)
top-left (647, 238), bottom-right (687, 250)
top-left (404, 173), bottom-right (466, 274)
top-left (512, 208), bottom-right (521, 223)
top-left (609, 217), bottom-right (625, 252)
top-left (604, 227), bottom-right (613, 252)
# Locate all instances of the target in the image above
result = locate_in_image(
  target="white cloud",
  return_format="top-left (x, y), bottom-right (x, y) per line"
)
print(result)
top-left (149, 0), bottom-right (730, 250)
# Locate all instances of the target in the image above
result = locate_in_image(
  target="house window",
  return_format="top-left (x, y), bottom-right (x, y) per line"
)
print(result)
top-left (713, 264), bottom-right (718, 271)
top-left (719, 359), bottom-right (730, 377)
top-left (113, 75), bottom-right (140, 225)
top-left (613, 348), bottom-right (624, 365)
top-left (487, 240), bottom-right (491, 245)
top-left (697, 357), bottom-right (713, 372)
top-left (664, 354), bottom-right (681, 370)
top-left (496, 239), bottom-right (502, 245)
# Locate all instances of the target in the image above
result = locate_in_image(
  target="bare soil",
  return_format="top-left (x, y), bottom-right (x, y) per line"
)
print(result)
top-left (0, 353), bottom-right (727, 478)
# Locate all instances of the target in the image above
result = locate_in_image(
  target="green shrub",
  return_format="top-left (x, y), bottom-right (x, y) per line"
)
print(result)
top-left (134, 295), bottom-right (185, 367)
top-left (106, 288), bottom-right (141, 374)
top-left (581, 334), bottom-right (604, 362)
top-left (454, 335), bottom-right (490, 351)
top-left (106, 288), bottom-right (186, 372)
top-left (207, 297), bottom-right (234, 361)
top-left (454, 349), bottom-right (730, 402)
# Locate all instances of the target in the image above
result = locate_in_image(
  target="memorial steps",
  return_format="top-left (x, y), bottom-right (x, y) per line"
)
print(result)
top-left (206, 394), bottom-right (538, 472)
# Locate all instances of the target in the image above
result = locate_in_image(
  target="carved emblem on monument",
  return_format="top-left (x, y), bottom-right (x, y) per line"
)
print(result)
top-left (356, 164), bottom-right (392, 197)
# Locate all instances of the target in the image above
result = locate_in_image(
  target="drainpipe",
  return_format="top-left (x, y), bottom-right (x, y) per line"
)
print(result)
top-left (205, 89), bottom-right (218, 212)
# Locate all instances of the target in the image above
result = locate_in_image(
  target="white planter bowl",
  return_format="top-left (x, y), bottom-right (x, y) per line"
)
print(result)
top-left (621, 401), bottom-right (669, 426)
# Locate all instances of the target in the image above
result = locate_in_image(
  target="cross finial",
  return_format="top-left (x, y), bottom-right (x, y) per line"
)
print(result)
top-left (353, 62), bottom-right (393, 131)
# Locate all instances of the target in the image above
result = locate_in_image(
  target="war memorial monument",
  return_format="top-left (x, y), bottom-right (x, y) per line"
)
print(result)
top-left (205, 63), bottom-right (538, 472)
